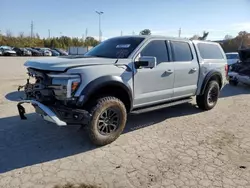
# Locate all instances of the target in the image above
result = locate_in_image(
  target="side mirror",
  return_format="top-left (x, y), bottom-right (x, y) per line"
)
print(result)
top-left (134, 56), bottom-right (157, 69)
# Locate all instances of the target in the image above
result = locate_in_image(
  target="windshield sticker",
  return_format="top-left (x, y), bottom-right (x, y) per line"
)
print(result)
top-left (116, 49), bottom-right (130, 58)
top-left (116, 44), bottom-right (131, 48)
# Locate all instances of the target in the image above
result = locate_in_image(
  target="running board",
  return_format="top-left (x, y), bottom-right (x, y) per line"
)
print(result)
top-left (131, 98), bottom-right (193, 114)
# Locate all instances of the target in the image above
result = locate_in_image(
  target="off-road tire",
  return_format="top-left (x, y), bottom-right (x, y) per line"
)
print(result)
top-left (229, 80), bottom-right (238, 86)
top-left (196, 81), bottom-right (220, 110)
top-left (87, 96), bottom-right (127, 146)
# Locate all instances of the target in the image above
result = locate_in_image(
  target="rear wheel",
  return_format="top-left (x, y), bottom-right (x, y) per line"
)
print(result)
top-left (196, 81), bottom-right (220, 110)
top-left (87, 96), bottom-right (127, 146)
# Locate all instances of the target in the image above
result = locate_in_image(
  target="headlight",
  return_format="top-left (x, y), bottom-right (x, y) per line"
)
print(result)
top-left (48, 74), bottom-right (81, 98)
top-left (66, 77), bottom-right (81, 97)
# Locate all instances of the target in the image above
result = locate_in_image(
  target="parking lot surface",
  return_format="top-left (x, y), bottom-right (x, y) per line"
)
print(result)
top-left (0, 57), bottom-right (250, 188)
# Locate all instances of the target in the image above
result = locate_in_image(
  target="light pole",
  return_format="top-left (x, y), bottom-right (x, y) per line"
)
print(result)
top-left (95, 11), bottom-right (104, 42)
top-left (178, 28), bottom-right (181, 38)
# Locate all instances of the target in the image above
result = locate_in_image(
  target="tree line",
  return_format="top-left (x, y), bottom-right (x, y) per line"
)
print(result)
top-left (1, 29), bottom-right (249, 52)
top-left (0, 31), bottom-right (100, 49)
top-left (219, 31), bottom-right (250, 52)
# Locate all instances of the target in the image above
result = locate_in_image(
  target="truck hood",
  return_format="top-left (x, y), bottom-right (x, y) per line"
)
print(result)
top-left (24, 56), bottom-right (118, 71)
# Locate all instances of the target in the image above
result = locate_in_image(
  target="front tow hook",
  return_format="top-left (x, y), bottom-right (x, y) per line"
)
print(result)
top-left (17, 103), bottom-right (27, 120)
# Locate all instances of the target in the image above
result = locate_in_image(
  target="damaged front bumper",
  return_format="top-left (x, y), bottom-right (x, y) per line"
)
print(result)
top-left (17, 100), bottom-right (91, 126)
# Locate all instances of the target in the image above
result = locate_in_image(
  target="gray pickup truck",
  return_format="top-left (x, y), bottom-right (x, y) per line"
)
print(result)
top-left (17, 35), bottom-right (227, 146)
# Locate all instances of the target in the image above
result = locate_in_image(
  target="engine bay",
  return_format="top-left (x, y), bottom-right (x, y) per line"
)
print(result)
top-left (18, 68), bottom-right (61, 104)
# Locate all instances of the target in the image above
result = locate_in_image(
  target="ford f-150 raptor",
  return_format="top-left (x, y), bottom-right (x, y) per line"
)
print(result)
top-left (17, 35), bottom-right (227, 146)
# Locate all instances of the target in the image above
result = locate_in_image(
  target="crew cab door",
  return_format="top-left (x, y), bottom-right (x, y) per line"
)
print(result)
top-left (133, 40), bottom-right (175, 108)
top-left (169, 40), bottom-right (199, 98)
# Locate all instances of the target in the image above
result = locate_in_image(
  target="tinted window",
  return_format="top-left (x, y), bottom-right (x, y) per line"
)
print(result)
top-left (140, 40), bottom-right (169, 64)
top-left (226, 53), bottom-right (239, 59)
top-left (171, 41), bottom-right (193, 61)
top-left (84, 37), bottom-right (145, 58)
top-left (197, 43), bottom-right (224, 59)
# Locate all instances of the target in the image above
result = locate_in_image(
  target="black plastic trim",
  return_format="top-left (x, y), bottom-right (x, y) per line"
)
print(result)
top-left (132, 97), bottom-right (192, 114)
top-left (50, 105), bottom-right (91, 125)
top-left (166, 40), bottom-right (173, 62)
top-left (78, 75), bottom-right (133, 111)
top-left (17, 103), bottom-right (27, 120)
top-left (200, 70), bottom-right (222, 95)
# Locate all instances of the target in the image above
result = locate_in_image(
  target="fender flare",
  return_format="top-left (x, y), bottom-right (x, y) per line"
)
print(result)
top-left (200, 70), bottom-right (223, 95)
top-left (79, 75), bottom-right (133, 110)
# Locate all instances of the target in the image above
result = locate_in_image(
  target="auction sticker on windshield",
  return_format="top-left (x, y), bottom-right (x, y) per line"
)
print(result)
top-left (116, 44), bottom-right (131, 48)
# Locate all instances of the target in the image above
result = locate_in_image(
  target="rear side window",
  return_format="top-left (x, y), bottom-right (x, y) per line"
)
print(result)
top-left (140, 40), bottom-right (169, 64)
top-left (171, 41), bottom-right (193, 61)
top-left (197, 43), bottom-right (224, 59)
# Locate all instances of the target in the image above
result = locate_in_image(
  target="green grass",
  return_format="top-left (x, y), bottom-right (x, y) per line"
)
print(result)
top-left (54, 183), bottom-right (101, 188)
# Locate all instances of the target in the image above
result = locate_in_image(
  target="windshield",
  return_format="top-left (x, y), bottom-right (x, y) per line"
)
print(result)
top-left (226, 53), bottom-right (239, 59)
top-left (1, 46), bottom-right (12, 50)
top-left (84, 37), bottom-right (145, 58)
top-left (4, 48), bottom-right (12, 51)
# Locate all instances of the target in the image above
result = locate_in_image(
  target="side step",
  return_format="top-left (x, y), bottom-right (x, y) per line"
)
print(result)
top-left (131, 98), bottom-right (193, 114)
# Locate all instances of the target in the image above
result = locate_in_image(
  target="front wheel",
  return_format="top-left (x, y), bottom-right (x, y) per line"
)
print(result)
top-left (196, 81), bottom-right (220, 110)
top-left (87, 96), bottom-right (127, 146)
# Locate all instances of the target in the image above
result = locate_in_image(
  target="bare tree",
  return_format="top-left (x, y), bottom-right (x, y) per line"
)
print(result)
top-left (224, 34), bottom-right (233, 40)
top-left (19, 32), bottom-right (25, 38)
top-left (6, 29), bottom-right (12, 38)
top-left (238, 31), bottom-right (248, 37)
top-left (36, 33), bottom-right (40, 39)
top-left (238, 31), bottom-right (249, 49)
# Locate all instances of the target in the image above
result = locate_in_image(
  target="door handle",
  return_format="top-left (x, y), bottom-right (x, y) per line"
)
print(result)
top-left (190, 68), bottom-right (197, 72)
top-left (165, 69), bottom-right (173, 73)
